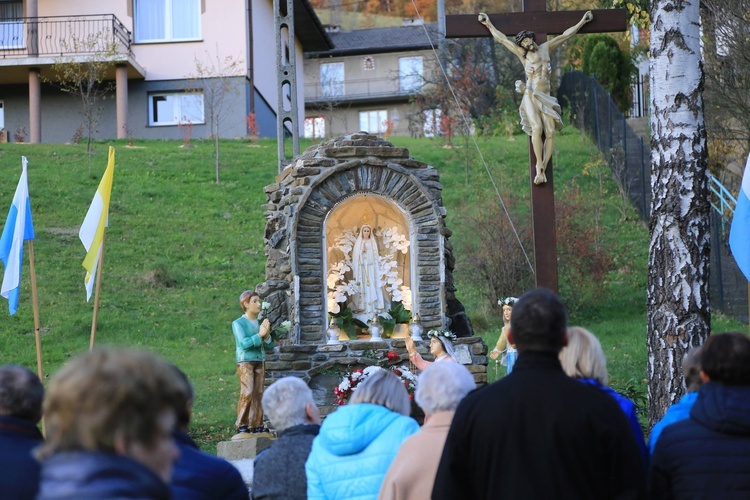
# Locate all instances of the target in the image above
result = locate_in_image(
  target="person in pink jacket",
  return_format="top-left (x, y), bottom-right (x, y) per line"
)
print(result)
top-left (379, 362), bottom-right (476, 500)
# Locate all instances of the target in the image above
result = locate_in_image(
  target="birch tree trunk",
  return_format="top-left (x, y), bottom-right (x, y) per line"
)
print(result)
top-left (647, 0), bottom-right (710, 425)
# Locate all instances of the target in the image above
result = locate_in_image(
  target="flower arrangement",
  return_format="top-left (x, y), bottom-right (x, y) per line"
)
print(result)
top-left (334, 361), bottom-right (417, 406)
top-left (259, 301), bottom-right (292, 341)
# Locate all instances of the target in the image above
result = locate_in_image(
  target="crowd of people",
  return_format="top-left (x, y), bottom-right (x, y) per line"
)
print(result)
top-left (1, 287), bottom-right (750, 499)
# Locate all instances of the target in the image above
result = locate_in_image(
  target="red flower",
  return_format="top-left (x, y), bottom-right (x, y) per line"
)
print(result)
top-left (393, 369), bottom-right (402, 376)
top-left (387, 351), bottom-right (400, 361)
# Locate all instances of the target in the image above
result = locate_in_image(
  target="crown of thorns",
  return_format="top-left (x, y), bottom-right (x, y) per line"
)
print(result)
top-left (515, 30), bottom-right (536, 46)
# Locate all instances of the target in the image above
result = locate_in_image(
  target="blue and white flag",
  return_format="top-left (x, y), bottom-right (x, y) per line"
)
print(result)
top-left (0, 157), bottom-right (35, 314)
top-left (730, 153), bottom-right (750, 282)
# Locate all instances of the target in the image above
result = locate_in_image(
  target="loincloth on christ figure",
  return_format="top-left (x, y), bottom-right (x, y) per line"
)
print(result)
top-left (518, 85), bottom-right (563, 136)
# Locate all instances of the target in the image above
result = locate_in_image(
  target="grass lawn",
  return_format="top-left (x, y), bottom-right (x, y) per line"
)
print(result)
top-left (0, 132), bottom-right (742, 450)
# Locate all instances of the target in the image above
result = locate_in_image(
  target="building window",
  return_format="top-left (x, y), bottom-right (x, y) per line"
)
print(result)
top-left (399, 56), bottom-right (423, 93)
top-left (148, 91), bottom-right (204, 126)
top-left (320, 62), bottom-right (344, 98)
top-left (135, 0), bottom-right (201, 43)
top-left (0, 1), bottom-right (23, 49)
top-left (304, 117), bottom-right (326, 138)
top-left (359, 110), bottom-right (388, 134)
top-left (363, 56), bottom-right (375, 71)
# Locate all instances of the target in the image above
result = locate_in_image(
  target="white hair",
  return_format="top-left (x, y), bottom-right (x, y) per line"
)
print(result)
top-left (261, 377), bottom-right (315, 433)
top-left (349, 369), bottom-right (411, 416)
top-left (415, 362), bottom-right (475, 415)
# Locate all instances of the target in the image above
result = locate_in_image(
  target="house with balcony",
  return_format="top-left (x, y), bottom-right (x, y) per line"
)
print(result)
top-left (0, 0), bottom-right (330, 143)
top-left (303, 22), bottom-right (438, 138)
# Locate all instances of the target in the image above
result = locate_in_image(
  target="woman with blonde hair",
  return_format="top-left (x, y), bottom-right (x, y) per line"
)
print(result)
top-left (305, 368), bottom-right (419, 499)
top-left (559, 326), bottom-right (647, 463)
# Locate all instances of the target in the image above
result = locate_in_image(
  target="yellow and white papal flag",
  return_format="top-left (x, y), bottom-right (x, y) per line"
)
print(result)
top-left (79, 146), bottom-right (115, 301)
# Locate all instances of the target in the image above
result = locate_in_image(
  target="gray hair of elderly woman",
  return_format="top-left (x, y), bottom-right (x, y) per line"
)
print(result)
top-left (559, 326), bottom-right (609, 385)
top-left (415, 362), bottom-right (475, 415)
top-left (682, 345), bottom-right (703, 392)
top-left (350, 369), bottom-right (411, 416)
top-left (261, 377), bottom-right (315, 433)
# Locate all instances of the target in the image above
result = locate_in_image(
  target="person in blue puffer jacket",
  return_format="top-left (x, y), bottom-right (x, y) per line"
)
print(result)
top-left (559, 326), bottom-right (648, 466)
top-left (305, 368), bottom-right (419, 500)
top-left (649, 332), bottom-right (750, 498)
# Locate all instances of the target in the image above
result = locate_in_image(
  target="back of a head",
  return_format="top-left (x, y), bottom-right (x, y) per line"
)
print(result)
top-left (682, 345), bottom-right (703, 392)
top-left (262, 377), bottom-right (314, 433)
top-left (701, 332), bottom-right (750, 386)
top-left (0, 365), bottom-right (44, 422)
top-left (168, 365), bottom-right (194, 430)
top-left (510, 288), bottom-right (567, 353)
top-left (415, 362), bottom-right (475, 415)
top-left (38, 348), bottom-right (186, 459)
top-left (350, 369), bottom-right (410, 416)
top-left (559, 327), bottom-right (609, 385)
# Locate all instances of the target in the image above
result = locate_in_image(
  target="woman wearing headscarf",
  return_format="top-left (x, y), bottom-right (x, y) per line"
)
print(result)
top-left (305, 369), bottom-right (419, 499)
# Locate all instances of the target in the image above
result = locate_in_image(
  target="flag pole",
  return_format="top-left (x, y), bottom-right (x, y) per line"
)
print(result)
top-left (89, 233), bottom-right (106, 351)
top-left (27, 240), bottom-right (43, 380)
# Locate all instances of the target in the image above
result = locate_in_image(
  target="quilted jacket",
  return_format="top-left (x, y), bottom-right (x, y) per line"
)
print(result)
top-left (305, 403), bottom-right (418, 500)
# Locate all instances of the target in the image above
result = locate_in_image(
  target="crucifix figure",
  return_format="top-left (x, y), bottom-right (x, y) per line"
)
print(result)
top-left (446, 3), bottom-right (626, 292)
top-left (479, 10), bottom-right (593, 185)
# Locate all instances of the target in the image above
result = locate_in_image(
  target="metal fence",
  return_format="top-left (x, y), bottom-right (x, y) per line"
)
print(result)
top-left (557, 71), bottom-right (651, 219)
top-left (557, 70), bottom-right (749, 322)
top-left (0, 15), bottom-right (131, 58)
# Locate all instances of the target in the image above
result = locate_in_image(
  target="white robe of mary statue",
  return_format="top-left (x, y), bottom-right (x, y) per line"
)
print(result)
top-left (351, 224), bottom-right (386, 320)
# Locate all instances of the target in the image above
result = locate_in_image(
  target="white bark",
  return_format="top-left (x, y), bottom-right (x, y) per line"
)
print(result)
top-left (647, 0), bottom-right (710, 425)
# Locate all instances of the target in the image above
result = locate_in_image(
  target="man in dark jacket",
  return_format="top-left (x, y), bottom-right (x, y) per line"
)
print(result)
top-left (432, 288), bottom-right (646, 499)
top-left (649, 332), bottom-right (750, 498)
top-left (0, 365), bottom-right (44, 500)
top-left (252, 376), bottom-right (321, 499)
top-left (170, 367), bottom-right (249, 499)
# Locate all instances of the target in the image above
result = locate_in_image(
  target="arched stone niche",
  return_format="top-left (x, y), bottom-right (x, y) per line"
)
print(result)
top-left (325, 193), bottom-right (414, 325)
top-left (258, 132), bottom-right (474, 345)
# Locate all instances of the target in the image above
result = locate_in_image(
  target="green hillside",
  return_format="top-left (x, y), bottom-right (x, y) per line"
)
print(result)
top-left (0, 133), bottom-right (740, 450)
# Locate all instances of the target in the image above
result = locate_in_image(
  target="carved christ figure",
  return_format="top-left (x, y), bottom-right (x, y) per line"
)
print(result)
top-left (478, 11), bottom-right (593, 184)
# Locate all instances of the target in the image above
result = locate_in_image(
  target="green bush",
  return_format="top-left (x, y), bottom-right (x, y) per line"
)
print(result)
top-left (581, 34), bottom-right (635, 113)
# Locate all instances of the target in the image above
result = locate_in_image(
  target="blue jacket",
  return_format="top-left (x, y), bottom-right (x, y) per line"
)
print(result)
top-left (649, 382), bottom-right (750, 498)
top-left (0, 415), bottom-right (43, 500)
top-left (171, 430), bottom-right (249, 500)
top-left (38, 451), bottom-right (170, 499)
top-left (305, 403), bottom-right (419, 500)
top-left (577, 378), bottom-right (648, 465)
top-left (648, 391), bottom-right (699, 455)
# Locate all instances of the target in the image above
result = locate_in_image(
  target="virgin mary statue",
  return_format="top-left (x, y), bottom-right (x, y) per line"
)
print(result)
top-left (351, 224), bottom-right (386, 320)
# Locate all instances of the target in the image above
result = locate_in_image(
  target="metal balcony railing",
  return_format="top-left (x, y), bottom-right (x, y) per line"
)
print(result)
top-left (0, 15), bottom-right (131, 58)
top-left (305, 76), bottom-right (421, 103)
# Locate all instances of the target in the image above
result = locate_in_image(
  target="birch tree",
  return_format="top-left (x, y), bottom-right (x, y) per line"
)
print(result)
top-left (647, 0), bottom-right (710, 424)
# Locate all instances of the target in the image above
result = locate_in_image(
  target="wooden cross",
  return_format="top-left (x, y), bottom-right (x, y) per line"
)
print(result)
top-left (446, 2), bottom-right (626, 294)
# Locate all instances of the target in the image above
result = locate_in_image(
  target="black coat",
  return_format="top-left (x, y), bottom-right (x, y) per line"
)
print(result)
top-left (649, 382), bottom-right (750, 499)
top-left (252, 424), bottom-right (319, 500)
top-left (171, 430), bottom-right (249, 500)
top-left (432, 351), bottom-right (646, 500)
top-left (0, 415), bottom-right (43, 500)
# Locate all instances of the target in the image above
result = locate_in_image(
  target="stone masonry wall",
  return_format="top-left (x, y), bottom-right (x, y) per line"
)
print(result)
top-left (257, 132), bottom-right (474, 343)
